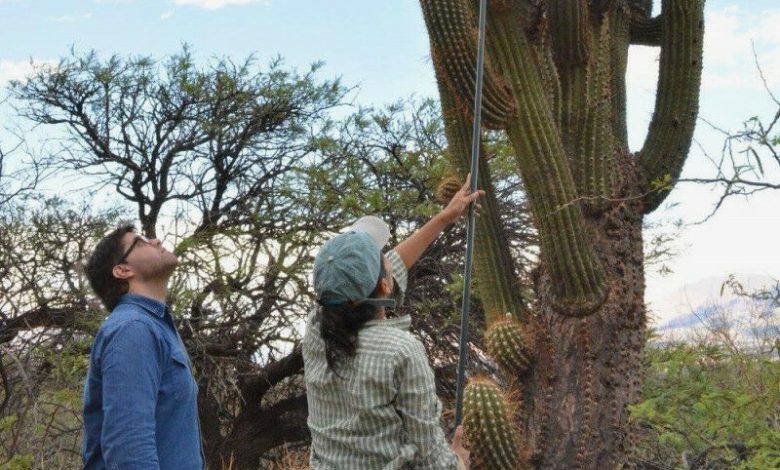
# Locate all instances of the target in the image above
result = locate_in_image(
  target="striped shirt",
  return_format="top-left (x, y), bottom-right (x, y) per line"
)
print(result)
top-left (303, 249), bottom-right (460, 470)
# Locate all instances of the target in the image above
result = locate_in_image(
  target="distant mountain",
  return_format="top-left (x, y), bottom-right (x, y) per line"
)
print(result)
top-left (648, 273), bottom-right (779, 346)
top-left (656, 297), bottom-right (742, 330)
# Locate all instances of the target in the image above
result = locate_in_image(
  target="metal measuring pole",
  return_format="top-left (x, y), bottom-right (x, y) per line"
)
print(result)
top-left (454, 0), bottom-right (488, 426)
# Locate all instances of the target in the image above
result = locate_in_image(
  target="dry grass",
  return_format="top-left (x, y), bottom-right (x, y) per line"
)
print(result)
top-left (269, 445), bottom-right (309, 470)
top-left (217, 445), bottom-right (309, 470)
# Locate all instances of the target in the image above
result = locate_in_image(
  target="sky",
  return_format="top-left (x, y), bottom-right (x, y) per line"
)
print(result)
top-left (0, 0), bottom-right (778, 324)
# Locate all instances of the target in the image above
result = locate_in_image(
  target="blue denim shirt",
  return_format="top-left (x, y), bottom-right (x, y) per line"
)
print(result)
top-left (82, 294), bottom-right (205, 470)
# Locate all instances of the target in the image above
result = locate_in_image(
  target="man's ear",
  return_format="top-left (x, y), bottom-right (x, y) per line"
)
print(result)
top-left (112, 264), bottom-right (134, 281)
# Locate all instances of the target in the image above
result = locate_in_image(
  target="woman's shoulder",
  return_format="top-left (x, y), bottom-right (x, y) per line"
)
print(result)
top-left (360, 322), bottom-right (424, 359)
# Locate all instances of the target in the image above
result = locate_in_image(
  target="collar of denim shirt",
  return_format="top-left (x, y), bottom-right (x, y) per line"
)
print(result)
top-left (118, 293), bottom-right (169, 318)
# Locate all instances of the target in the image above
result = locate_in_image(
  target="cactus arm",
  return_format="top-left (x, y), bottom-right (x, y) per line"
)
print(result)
top-left (548, 0), bottom-right (591, 68)
top-left (638, 0), bottom-right (705, 213)
top-left (548, 0), bottom-right (591, 161)
top-left (462, 378), bottom-right (523, 469)
top-left (629, 14), bottom-right (662, 46)
top-left (420, 0), bottom-right (515, 129)
top-left (576, 15), bottom-right (618, 214)
top-left (487, 5), bottom-right (607, 315)
top-left (609, 6), bottom-right (630, 153)
top-left (531, 40), bottom-right (563, 127)
top-left (546, 2), bottom-right (618, 213)
top-left (437, 79), bottom-right (529, 322)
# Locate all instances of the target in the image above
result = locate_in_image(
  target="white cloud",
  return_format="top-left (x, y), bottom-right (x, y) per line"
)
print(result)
top-left (0, 59), bottom-right (56, 85)
top-left (49, 12), bottom-right (93, 23)
top-left (700, 6), bottom-right (780, 91)
top-left (161, 9), bottom-right (175, 20)
top-left (624, 5), bottom-right (780, 96)
top-left (173, 0), bottom-right (271, 10)
top-left (626, 46), bottom-right (660, 94)
top-left (752, 10), bottom-right (780, 89)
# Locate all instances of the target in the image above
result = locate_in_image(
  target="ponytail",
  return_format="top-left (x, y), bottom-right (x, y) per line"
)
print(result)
top-left (318, 261), bottom-right (387, 374)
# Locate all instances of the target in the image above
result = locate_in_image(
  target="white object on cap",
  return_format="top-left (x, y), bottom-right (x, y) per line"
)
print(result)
top-left (348, 215), bottom-right (390, 248)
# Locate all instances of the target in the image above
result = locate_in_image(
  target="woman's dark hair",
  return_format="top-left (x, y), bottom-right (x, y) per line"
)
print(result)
top-left (85, 224), bottom-right (136, 311)
top-left (319, 259), bottom-right (388, 375)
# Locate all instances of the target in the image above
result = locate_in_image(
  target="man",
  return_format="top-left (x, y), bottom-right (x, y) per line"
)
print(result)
top-left (82, 225), bottom-right (204, 469)
top-left (303, 175), bottom-right (482, 469)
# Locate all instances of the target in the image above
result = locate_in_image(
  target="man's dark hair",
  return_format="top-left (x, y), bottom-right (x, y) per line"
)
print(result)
top-left (86, 224), bottom-right (136, 311)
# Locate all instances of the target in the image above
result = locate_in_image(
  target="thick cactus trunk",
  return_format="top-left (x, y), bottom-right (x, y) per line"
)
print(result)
top-left (522, 189), bottom-right (646, 469)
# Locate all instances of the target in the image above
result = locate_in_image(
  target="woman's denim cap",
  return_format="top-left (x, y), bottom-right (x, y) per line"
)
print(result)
top-left (314, 231), bottom-right (395, 308)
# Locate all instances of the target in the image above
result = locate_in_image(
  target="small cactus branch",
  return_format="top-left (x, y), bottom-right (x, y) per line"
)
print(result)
top-left (548, 0), bottom-right (591, 68)
top-left (487, 8), bottom-right (608, 315)
top-left (438, 83), bottom-right (529, 322)
top-left (629, 14), bottom-right (662, 46)
top-left (485, 318), bottom-right (532, 374)
top-left (462, 378), bottom-right (524, 469)
top-left (420, 0), bottom-right (515, 129)
top-left (575, 17), bottom-right (617, 214)
top-left (639, 0), bottom-right (705, 213)
top-left (608, 6), bottom-right (630, 153)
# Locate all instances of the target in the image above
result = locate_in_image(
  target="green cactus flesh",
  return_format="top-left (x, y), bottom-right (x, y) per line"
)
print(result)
top-left (463, 378), bottom-right (522, 470)
top-left (486, 319), bottom-right (532, 373)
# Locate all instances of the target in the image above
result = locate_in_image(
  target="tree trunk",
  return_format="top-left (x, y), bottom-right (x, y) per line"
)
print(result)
top-left (197, 348), bottom-right (309, 469)
top-left (212, 395), bottom-right (309, 470)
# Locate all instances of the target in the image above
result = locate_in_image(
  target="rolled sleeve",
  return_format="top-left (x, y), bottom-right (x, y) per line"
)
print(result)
top-left (395, 339), bottom-right (459, 470)
top-left (100, 320), bottom-right (163, 470)
top-left (386, 249), bottom-right (408, 307)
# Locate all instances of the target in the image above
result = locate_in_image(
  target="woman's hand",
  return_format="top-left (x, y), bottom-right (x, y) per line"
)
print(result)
top-left (450, 425), bottom-right (471, 469)
top-left (439, 173), bottom-right (485, 226)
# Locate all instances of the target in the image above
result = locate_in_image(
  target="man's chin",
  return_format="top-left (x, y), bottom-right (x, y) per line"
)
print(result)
top-left (164, 252), bottom-right (179, 267)
top-left (156, 254), bottom-right (179, 278)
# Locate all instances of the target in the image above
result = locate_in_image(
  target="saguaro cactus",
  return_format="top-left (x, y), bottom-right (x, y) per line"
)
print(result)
top-left (420, 0), bottom-right (704, 468)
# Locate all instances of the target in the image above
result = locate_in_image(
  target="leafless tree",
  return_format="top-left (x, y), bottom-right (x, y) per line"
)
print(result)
top-left (1, 46), bottom-right (541, 468)
top-left (6, 47), bottom-right (348, 468)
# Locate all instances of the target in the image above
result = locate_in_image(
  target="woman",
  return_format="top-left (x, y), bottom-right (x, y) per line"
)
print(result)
top-left (303, 176), bottom-right (481, 469)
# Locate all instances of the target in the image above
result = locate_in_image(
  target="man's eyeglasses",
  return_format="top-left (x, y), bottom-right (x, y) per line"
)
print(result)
top-left (116, 234), bottom-right (151, 265)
